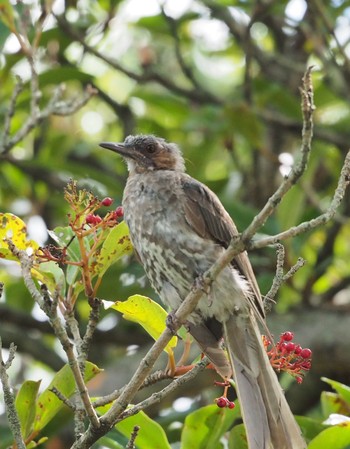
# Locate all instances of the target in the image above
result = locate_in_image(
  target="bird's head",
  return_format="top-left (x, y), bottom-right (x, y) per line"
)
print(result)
top-left (99, 134), bottom-right (185, 174)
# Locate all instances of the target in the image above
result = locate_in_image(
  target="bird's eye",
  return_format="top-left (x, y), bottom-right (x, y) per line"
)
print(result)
top-left (146, 144), bottom-right (156, 154)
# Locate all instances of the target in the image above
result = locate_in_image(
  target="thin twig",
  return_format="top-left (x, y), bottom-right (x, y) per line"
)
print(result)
top-left (2, 85), bottom-right (97, 154)
top-left (251, 149), bottom-right (350, 249)
top-left (92, 370), bottom-right (172, 409)
top-left (160, 7), bottom-right (213, 98)
top-left (241, 66), bottom-right (315, 245)
top-left (126, 426), bottom-right (140, 449)
top-left (117, 358), bottom-right (208, 422)
top-left (1, 76), bottom-right (24, 151)
top-left (264, 244), bottom-right (306, 307)
top-left (54, 14), bottom-right (220, 105)
top-left (0, 340), bottom-right (26, 449)
top-left (7, 242), bottom-right (100, 430)
top-left (81, 300), bottom-right (101, 360)
top-left (50, 386), bottom-right (76, 411)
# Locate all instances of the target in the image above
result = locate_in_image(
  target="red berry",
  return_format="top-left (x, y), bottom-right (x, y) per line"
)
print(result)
top-left (300, 348), bottom-right (312, 359)
top-left (86, 214), bottom-right (96, 224)
top-left (281, 331), bottom-right (294, 341)
top-left (115, 206), bottom-right (124, 217)
top-left (285, 342), bottom-right (295, 352)
top-left (101, 197), bottom-right (113, 206)
top-left (279, 342), bottom-right (288, 351)
top-left (294, 344), bottom-right (302, 355)
top-left (216, 397), bottom-right (228, 408)
top-left (227, 401), bottom-right (235, 409)
top-left (300, 360), bottom-right (312, 370)
top-left (86, 214), bottom-right (102, 225)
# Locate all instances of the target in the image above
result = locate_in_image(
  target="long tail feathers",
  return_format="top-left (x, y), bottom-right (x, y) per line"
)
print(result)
top-left (223, 314), bottom-right (306, 449)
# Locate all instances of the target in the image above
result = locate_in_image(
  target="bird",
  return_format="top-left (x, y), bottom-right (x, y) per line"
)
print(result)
top-left (99, 134), bottom-right (306, 449)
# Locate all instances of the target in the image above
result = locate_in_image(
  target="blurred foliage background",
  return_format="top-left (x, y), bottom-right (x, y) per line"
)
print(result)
top-left (1, 0), bottom-right (350, 447)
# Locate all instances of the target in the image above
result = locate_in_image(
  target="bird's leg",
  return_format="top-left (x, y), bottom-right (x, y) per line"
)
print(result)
top-left (166, 351), bottom-right (177, 376)
top-left (176, 334), bottom-right (192, 366)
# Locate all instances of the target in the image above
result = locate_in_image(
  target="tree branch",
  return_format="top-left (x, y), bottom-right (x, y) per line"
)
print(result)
top-left (54, 14), bottom-right (221, 106)
top-left (0, 340), bottom-right (26, 449)
top-left (7, 243), bottom-right (100, 431)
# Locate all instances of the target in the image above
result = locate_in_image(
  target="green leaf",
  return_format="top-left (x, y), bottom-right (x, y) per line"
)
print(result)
top-left (48, 226), bottom-right (82, 285)
top-left (228, 423), bottom-right (248, 449)
top-left (321, 391), bottom-right (345, 418)
top-left (38, 67), bottom-right (93, 86)
top-left (48, 226), bottom-right (81, 262)
top-left (308, 423), bottom-right (350, 449)
top-left (322, 378), bottom-right (350, 405)
top-left (0, 20), bottom-right (11, 50)
top-left (34, 362), bottom-right (102, 432)
top-left (295, 416), bottom-right (328, 442)
top-left (99, 436), bottom-right (124, 449)
top-left (94, 221), bottom-right (133, 278)
top-left (32, 261), bottom-right (66, 296)
top-left (104, 295), bottom-right (177, 355)
top-left (15, 380), bottom-right (41, 438)
top-left (26, 436), bottom-right (48, 448)
top-left (181, 403), bottom-right (241, 449)
top-left (115, 410), bottom-right (171, 449)
top-left (0, 0), bottom-right (16, 32)
top-left (96, 403), bottom-right (171, 449)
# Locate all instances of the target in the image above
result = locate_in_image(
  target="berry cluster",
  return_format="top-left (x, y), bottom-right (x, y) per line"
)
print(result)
top-left (214, 380), bottom-right (235, 410)
top-left (215, 396), bottom-right (235, 409)
top-left (37, 187), bottom-right (124, 264)
top-left (86, 200), bottom-right (123, 227)
top-left (263, 331), bottom-right (312, 384)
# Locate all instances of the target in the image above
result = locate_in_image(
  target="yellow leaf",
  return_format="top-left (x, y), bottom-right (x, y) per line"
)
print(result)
top-left (104, 295), bottom-right (177, 354)
top-left (0, 213), bottom-right (39, 261)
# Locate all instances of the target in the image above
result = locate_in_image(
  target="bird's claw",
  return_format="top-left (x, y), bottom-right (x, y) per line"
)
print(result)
top-left (192, 274), bottom-right (211, 295)
top-left (166, 310), bottom-right (180, 335)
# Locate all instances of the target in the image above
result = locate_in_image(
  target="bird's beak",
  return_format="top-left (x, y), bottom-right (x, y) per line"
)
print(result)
top-left (99, 142), bottom-right (133, 159)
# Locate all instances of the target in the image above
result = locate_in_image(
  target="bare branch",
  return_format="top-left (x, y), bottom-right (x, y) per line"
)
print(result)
top-left (264, 244), bottom-right (306, 307)
top-left (160, 7), bottom-right (218, 104)
top-left (126, 425), bottom-right (140, 449)
top-left (241, 66), bottom-right (315, 244)
top-left (1, 76), bottom-right (24, 150)
top-left (54, 14), bottom-right (221, 105)
top-left (251, 149), bottom-right (350, 249)
top-left (117, 358), bottom-right (208, 422)
top-left (7, 242), bottom-right (100, 430)
top-left (50, 386), bottom-right (76, 411)
top-left (0, 340), bottom-right (26, 449)
top-left (1, 84), bottom-right (97, 154)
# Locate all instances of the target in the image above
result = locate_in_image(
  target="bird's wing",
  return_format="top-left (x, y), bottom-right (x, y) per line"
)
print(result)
top-left (181, 176), bottom-right (265, 319)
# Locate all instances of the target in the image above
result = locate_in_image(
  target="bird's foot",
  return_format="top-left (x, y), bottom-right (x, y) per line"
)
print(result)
top-left (169, 364), bottom-right (195, 377)
top-left (192, 273), bottom-right (211, 295)
top-left (166, 310), bottom-right (180, 335)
